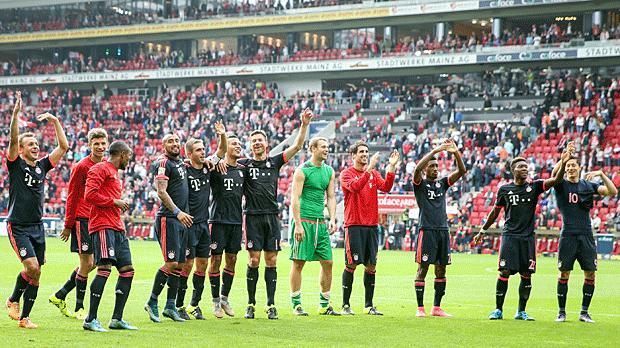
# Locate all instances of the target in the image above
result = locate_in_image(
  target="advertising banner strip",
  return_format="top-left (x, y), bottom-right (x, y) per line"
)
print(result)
top-left (478, 0), bottom-right (587, 9)
top-left (0, 46), bottom-right (617, 87)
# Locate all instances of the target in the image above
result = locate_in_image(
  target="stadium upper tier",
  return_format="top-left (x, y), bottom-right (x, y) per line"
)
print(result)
top-left (0, 0), bottom-right (609, 48)
top-left (3, 24), bottom-right (620, 79)
top-left (2, 39), bottom-right (619, 87)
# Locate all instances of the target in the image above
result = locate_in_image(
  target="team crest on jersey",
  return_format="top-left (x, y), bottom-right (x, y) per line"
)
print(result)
top-left (19, 248), bottom-right (27, 257)
top-left (266, 161), bottom-right (271, 168)
top-left (35, 167), bottom-right (42, 174)
top-left (422, 254), bottom-right (429, 262)
top-left (109, 248), bottom-right (115, 257)
top-left (436, 182), bottom-right (441, 188)
top-left (247, 240), bottom-right (254, 249)
top-left (210, 243), bottom-right (217, 250)
top-left (203, 168), bottom-right (208, 174)
top-left (81, 243), bottom-right (89, 251)
top-left (526, 186), bottom-right (532, 193)
top-left (239, 171), bottom-right (243, 177)
top-left (168, 250), bottom-right (175, 259)
top-left (499, 259), bottom-right (506, 267)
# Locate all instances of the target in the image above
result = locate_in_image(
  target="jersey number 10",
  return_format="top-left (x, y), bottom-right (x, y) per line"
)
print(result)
top-left (568, 192), bottom-right (579, 204)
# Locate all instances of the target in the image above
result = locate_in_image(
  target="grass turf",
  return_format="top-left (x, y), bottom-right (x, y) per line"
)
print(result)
top-left (1, 237), bottom-right (618, 347)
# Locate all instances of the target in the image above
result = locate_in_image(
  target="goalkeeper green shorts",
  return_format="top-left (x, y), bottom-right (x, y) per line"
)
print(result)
top-left (289, 219), bottom-right (332, 262)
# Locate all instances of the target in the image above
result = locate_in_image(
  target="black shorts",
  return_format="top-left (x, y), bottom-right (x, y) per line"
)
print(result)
top-left (344, 226), bottom-right (379, 266)
top-left (245, 214), bottom-right (281, 252)
top-left (7, 222), bottom-right (46, 265)
top-left (414, 228), bottom-right (451, 266)
top-left (155, 216), bottom-right (188, 263)
top-left (498, 235), bottom-right (536, 275)
top-left (92, 229), bottom-right (132, 268)
top-left (211, 223), bottom-right (243, 255)
top-left (187, 222), bottom-right (211, 259)
top-left (558, 234), bottom-right (597, 272)
top-left (70, 218), bottom-right (93, 255)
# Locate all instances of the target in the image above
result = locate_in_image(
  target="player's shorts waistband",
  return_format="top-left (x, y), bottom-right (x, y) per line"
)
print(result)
top-left (6, 221), bottom-right (44, 227)
top-left (299, 218), bottom-right (326, 225)
top-left (76, 217), bottom-right (89, 222)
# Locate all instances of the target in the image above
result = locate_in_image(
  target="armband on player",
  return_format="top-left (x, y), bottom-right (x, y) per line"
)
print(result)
top-left (208, 154), bottom-right (222, 165)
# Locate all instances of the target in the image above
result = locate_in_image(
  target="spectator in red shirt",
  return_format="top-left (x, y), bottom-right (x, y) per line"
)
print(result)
top-left (82, 140), bottom-right (136, 332)
top-left (339, 141), bottom-right (399, 315)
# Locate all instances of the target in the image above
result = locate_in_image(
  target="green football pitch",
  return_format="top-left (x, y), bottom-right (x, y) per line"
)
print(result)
top-left (1, 237), bottom-right (618, 347)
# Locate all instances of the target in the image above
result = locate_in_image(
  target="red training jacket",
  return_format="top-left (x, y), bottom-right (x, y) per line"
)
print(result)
top-left (85, 161), bottom-right (124, 233)
top-left (340, 166), bottom-right (395, 227)
top-left (64, 156), bottom-right (97, 229)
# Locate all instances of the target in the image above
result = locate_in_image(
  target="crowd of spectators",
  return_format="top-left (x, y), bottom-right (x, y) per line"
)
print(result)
top-left (0, 0), bottom-right (366, 34)
top-left (2, 22), bottom-right (619, 78)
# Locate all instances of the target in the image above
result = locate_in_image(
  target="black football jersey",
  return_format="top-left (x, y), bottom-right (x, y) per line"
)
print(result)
top-left (495, 180), bottom-right (547, 237)
top-left (209, 163), bottom-right (244, 224)
top-left (239, 153), bottom-right (286, 215)
top-left (154, 155), bottom-right (189, 217)
top-left (554, 179), bottom-right (600, 236)
top-left (413, 177), bottom-right (451, 230)
top-left (7, 156), bottom-right (54, 225)
top-left (186, 164), bottom-right (211, 223)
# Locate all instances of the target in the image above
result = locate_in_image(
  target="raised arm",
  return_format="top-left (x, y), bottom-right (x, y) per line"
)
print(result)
top-left (551, 141), bottom-right (575, 178)
top-left (327, 170), bottom-right (337, 234)
top-left (291, 167), bottom-right (306, 241)
top-left (544, 147), bottom-right (571, 189)
top-left (284, 108), bottom-right (313, 161)
top-left (213, 120), bottom-right (228, 159)
top-left (376, 151), bottom-right (400, 192)
top-left (38, 113), bottom-right (69, 166)
top-left (413, 142), bottom-right (448, 184)
top-left (586, 170), bottom-right (619, 197)
top-left (7, 91), bottom-right (22, 161)
top-left (446, 140), bottom-right (467, 185)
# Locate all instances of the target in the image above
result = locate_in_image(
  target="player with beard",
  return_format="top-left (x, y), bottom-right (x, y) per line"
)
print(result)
top-left (474, 145), bottom-right (571, 321)
top-left (339, 141), bottom-right (399, 316)
top-left (412, 139), bottom-right (466, 318)
top-left (550, 150), bottom-right (617, 323)
top-left (176, 122), bottom-right (227, 320)
top-left (241, 109), bottom-right (313, 320)
top-left (288, 137), bottom-right (339, 316)
top-left (145, 134), bottom-right (192, 323)
top-left (82, 141), bottom-right (136, 332)
top-left (5, 91), bottom-right (69, 329)
top-left (49, 128), bottom-right (108, 320)
top-left (205, 133), bottom-right (246, 319)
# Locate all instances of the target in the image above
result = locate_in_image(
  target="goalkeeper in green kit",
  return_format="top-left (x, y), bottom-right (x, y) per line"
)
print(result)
top-left (288, 137), bottom-right (340, 316)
